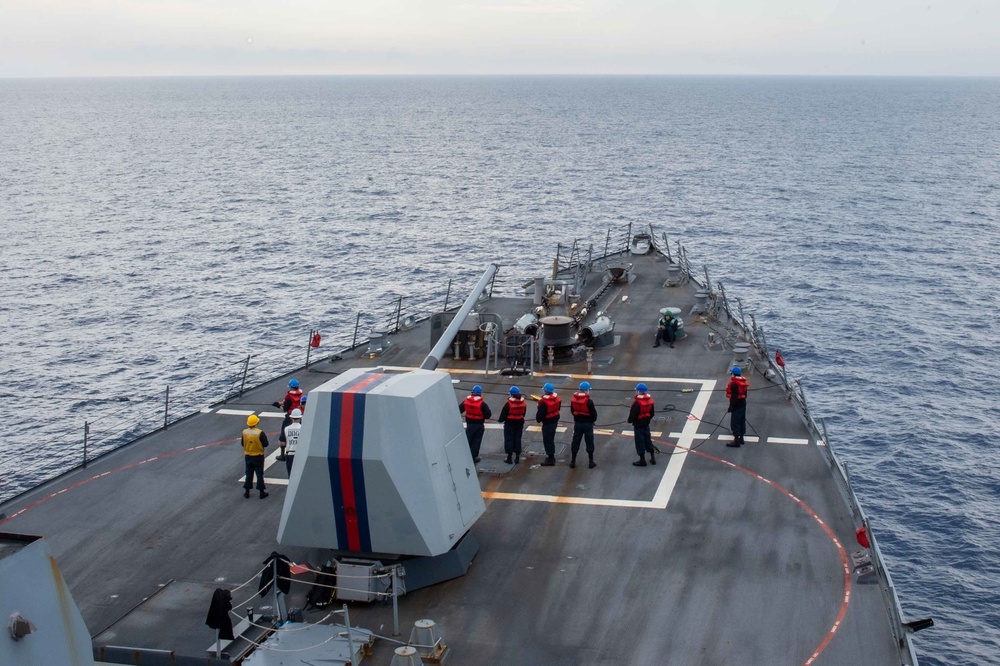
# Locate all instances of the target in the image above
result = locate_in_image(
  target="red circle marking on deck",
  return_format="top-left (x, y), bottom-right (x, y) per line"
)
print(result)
top-left (0, 438), bottom-right (235, 526)
top-left (659, 439), bottom-right (852, 666)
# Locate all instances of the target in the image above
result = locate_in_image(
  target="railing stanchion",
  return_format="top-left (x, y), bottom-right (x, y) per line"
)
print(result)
top-left (351, 313), bottom-right (361, 350)
top-left (83, 421), bottom-right (89, 469)
top-left (164, 386), bottom-right (170, 429)
top-left (239, 355), bottom-right (250, 397)
top-left (391, 566), bottom-right (401, 636)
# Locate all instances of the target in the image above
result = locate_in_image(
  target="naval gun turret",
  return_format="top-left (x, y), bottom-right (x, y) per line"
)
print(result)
top-left (277, 266), bottom-right (497, 591)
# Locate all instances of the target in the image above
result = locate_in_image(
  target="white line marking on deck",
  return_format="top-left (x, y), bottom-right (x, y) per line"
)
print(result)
top-left (622, 430), bottom-right (663, 437)
top-left (768, 437), bottom-right (809, 445)
top-left (649, 379), bottom-right (715, 509)
top-left (670, 432), bottom-right (708, 439)
top-left (718, 435), bottom-right (760, 443)
top-left (259, 411), bottom-right (286, 418)
top-left (242, 448), bottom-right (286, 486)
top-left (218, 409), bottom-right (254, 416)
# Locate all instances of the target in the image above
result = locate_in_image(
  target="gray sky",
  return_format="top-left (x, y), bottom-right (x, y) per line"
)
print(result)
top-left (1, 0), bottom-right (997, 77)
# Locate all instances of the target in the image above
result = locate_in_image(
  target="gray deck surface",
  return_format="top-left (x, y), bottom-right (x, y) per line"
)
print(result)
top-left (0, 250), bottom-right (910, 665)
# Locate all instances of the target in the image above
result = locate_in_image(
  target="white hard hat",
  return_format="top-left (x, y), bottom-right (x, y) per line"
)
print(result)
top-left (290, 408), bottom-right (303, 419)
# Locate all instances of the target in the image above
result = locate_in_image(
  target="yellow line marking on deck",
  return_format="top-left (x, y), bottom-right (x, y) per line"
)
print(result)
top-left (526, 425), bottom-right (568, 433)
top-left (379, 366), bottom-right (705, 385)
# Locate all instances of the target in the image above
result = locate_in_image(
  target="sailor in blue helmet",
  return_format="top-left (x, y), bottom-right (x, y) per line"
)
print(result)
top-left (497, 386), bottom-right (527, 464)
top-left (569, 381), bottom-right (598, 469)
top-left (459, 384), bottom-right (492, 464)
top-left (628, 383), bottom-right (656, 466)
top-left (276, 379), bottom-right (304, 462)
top-left (726, 366), bottom-right (750, 447)
top-left (535, 382), bottom-right (562, 466)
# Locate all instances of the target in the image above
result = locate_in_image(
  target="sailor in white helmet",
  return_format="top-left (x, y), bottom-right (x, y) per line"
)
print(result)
top-left (283, 408), bottom-right (303, 476)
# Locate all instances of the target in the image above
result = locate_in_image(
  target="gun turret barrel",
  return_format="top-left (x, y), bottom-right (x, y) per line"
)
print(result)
top-left (420, 264), bottom-right (500, 371)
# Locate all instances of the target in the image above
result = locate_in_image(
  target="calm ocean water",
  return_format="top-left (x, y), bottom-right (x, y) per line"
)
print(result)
top-left (0, 76), bottom-right (997, 664)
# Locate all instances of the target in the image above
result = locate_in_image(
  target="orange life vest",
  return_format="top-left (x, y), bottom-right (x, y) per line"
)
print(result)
top-left (726, 377), bottom-right (749, 400)
top-left (463, 396), bottom-right (485, 421)
top-left (285, 388), bottom-right (304, 412)
top-left (540, 394), bottom-right (561, 420)
top-left (506, 397), bottom-right (526, 420)
top-left (635, 394), bottom-right (654, 420)
top-left (571, 392), bottom-right (591, 417)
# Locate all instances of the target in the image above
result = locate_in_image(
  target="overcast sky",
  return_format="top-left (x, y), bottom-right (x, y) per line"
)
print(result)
top-left (1, 0), bottom-right (997, 77)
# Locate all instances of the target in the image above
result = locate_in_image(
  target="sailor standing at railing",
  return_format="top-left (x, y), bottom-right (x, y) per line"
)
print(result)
top-left (535, 383), bottom-right (561, 467)
top-left (241, 414), bottom-right (270, 499)
top-left (459, 385), bottom-right (491, 464)
top-left (282, 408), bottom-right (303, 476)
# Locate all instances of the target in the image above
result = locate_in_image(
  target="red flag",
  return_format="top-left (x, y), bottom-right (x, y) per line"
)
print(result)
top-left (855, 526), bottom-right (870, 549)
top-left (310, 331), bottom-right (322, 348)
top-left (775, 349), bottom-right (785, 367)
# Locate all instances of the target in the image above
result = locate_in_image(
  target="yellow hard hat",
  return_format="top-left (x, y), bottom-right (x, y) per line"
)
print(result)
top-left (247, 414), bottom-right (260, 427)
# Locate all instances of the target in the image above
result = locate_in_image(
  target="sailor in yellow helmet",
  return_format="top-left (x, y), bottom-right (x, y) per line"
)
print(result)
top-left (241, 414), bottom-right (270, 499)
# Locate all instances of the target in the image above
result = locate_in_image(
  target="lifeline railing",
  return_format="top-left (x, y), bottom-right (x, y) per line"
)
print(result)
top-left (0, 276), bottom-right (500, 506)
top-left (546, 224), bottom-right (919, 664)
top-left (649, 225), bottom-right (920, 665)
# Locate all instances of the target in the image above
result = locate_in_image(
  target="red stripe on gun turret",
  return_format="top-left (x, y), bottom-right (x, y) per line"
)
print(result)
top-left (333, 371), bottom-right (389, 552)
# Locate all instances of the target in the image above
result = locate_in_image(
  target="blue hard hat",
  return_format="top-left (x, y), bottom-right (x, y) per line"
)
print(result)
top-left (472, 385), bottom-right (483, 394)
top-left (580, 381), bottom-right (591, 391)
top-left (636, 383), bottom-right (648, 392)
top-left (509, 386), bottom-right (520, 395)
top-left (731, 366), bottom-right (742, 376)
top-left (543, 383), bottom-right (555, 393)
top-left (301, 395), bottom-right (308, 403)
top-left (289, 379), bottom-right (300, 388)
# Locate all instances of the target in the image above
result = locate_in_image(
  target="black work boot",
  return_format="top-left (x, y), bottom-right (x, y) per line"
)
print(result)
top-left (514, 453), bottom-right (520, 464)
top-left (588, 458), bottom-right (596, 469)
top-left (504, 455), bottom-right (512, 464)
top-left (649, 452), bottom-right (657, 465)
top-left (569, 457), bottom-right (576, 469)
top-left (541, 456), bottom-right (556, 466)
top-left (632, 458), bottom-right (647, 467)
